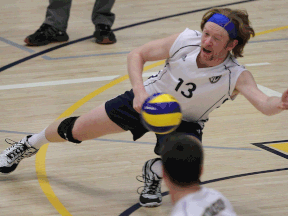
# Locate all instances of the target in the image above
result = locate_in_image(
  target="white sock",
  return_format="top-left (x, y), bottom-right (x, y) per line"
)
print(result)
top-left (151, 159), bottom-right (163, 178)
top-left (28, 129), bottom-right (49, 149)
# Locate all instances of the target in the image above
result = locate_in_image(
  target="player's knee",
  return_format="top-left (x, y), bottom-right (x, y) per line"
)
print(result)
top-left (57, 116), bottom-right (82, 144)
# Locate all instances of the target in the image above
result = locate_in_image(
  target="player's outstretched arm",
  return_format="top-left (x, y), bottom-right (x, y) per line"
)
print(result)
top-left (235, 70), bottom-right (287, 116)
top-left (127, 33), bottom-right (180, 113)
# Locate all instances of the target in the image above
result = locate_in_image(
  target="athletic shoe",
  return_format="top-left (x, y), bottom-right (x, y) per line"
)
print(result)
top-left (24, 23), bottom-right (69, 46)
top-left (0, 135), bottom-right (38, 174)
top-left (137, 158), bottom-right (162, 207)
top-left (93, 24), bottom-right (116, 44)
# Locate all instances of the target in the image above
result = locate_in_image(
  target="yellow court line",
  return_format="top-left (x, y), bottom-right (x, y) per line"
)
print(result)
top-left (269, 143), bottom-right (288, 153)
top-left (35, 25), bottom-right (288, 216)
top-left (56, 61), bottom-right (166, 118)
top-left (255, 25), bottom-right (288, 36)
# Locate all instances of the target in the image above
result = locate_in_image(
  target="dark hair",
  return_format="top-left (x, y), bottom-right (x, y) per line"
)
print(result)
top-left (161, 133), bottom-right (203, 187)
top-left (201, 8), bottom-right (255, 58)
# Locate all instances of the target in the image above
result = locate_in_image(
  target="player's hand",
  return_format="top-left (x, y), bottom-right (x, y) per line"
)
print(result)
top-left (133, 89), bottom-right (150, 113)
top-left (278, 89), bottom-right (288, 110)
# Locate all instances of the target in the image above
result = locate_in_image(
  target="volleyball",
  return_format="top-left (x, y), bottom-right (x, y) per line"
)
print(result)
top-left (141, 93), bottom-right (182, 134)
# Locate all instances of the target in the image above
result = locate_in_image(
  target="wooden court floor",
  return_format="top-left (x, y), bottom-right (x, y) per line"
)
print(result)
top-left (1, 0), bottom-right (288, 215)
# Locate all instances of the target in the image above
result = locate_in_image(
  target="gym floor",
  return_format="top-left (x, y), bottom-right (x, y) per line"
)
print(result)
top-left (1, 0), bottom-right (288, 215)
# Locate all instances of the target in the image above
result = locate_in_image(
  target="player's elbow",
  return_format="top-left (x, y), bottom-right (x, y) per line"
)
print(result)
top-left (127, 49), bottom-right (137, 60)
top-left (127, 49), bottom-right (145, 64)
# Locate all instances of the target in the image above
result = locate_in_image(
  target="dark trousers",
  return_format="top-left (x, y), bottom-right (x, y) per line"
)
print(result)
top-left (44, 0), bottom-right (115, 31)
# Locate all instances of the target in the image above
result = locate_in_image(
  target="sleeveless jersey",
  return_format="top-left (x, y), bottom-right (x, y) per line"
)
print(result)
top-left (144, 28), bottom-right (246, 128)
top-left (170, 187), bottom-right (237, 216)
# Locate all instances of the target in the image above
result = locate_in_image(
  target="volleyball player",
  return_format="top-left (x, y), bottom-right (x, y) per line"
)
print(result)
top-left (161, 133), bottom-right (237, 215)
top-left (1, 8), bottom-right (288, 207)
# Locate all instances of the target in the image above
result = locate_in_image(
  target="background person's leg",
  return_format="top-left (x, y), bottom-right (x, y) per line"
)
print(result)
top-left (44, 0), bottom-right (73, 32)
top-left (92, 0), bottom-right (117, 44)
top-left (91, 0), bottom-right (115, 27)
top-left (24, 0), bottom-right (71, 46)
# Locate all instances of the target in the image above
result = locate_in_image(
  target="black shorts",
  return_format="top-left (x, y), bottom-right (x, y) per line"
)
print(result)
top-left (105, 89), bottom-right (203, 155)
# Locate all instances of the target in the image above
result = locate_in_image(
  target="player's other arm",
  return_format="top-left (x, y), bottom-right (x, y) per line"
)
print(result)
top-left (235, 70), bottom-right (288, 116)
top-left (127, 33), bottom-right (180, 112)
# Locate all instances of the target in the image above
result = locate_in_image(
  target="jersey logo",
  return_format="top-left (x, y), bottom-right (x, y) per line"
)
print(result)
top-left (182, 54), bottom-right (187, 61)
top-left (202, 199), bottom-right (225, 216)
top-left (209, 75), bottom-right (222, 84)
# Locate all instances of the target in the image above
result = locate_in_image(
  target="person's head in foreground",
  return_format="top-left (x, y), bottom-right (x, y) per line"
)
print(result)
top-left (161, 133), bottom-right (203, 204)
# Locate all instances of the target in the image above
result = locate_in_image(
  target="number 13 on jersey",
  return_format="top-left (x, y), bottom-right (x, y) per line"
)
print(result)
top-left (175, 78), bottom-right (197, 98)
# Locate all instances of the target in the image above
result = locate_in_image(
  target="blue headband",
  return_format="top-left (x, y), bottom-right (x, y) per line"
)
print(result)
top-left (207, 13), bottom-right (237, 39)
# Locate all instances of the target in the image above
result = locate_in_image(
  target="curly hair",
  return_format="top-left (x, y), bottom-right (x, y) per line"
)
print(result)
top-left (201, 8), bottom-right (255, 58)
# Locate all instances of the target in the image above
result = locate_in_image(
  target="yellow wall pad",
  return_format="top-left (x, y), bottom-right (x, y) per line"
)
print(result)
top-left (35, 25), bottom-right (288, 216)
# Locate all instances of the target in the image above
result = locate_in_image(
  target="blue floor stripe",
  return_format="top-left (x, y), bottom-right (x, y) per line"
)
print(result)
top-left (0, 37), bottom-right (35, 54)
top-left (46, 51), bottom-right (130, 60)
top-left (41, 55), bottom-right (53, 60)
top-left (0, 38), bottom-right (58, 60)
top-left (0, 130), bottom-right (260, 151)
top-left (0, 130), bottom-right (35, 135)
top-left (1, 36), bottom-right (287, 61)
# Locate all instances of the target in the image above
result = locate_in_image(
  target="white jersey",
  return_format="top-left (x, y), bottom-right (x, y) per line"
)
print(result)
top-left (171, 187), bottom-right (237, 216)
top-left (144, 28), bottom-right (246, 128)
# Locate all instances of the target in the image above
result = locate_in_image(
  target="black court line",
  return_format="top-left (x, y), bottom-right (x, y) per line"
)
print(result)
top-left (252, 140), bottom-right (288, 160)
top-left (252, 139), bottom-right (288, 145)
top-left (119, 167), bottom-right (288, 216)
top-left (0, 0), bottom-right (257, 73)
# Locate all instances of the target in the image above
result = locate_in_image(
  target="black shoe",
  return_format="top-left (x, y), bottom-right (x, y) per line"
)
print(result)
top-left (24, 23), bottom-right (69, 46)
top-left (93, 24), bottom-right (116, 44)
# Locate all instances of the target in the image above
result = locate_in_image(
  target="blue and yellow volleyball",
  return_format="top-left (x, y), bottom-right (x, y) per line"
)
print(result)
top-left (141, 93), bottom-right (182, 134)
